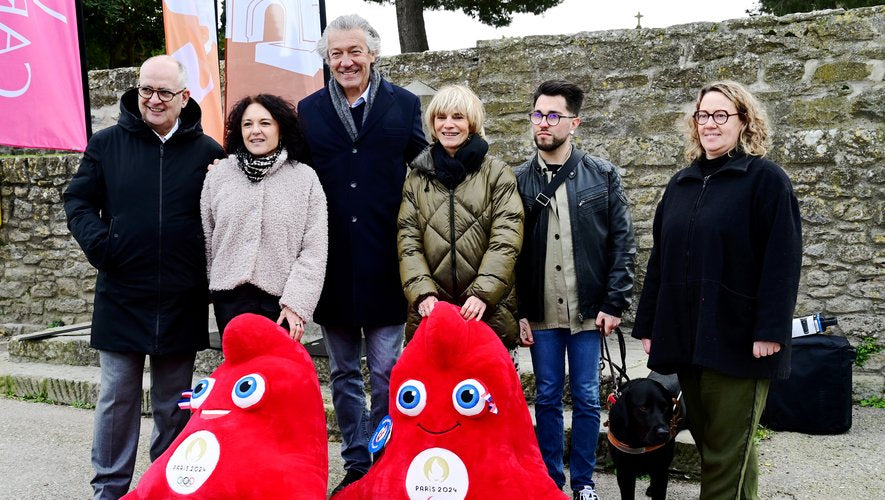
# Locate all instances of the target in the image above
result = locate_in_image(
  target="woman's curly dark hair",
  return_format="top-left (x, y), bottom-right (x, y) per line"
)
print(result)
top-left (224, 94), bottom-right (310, 164)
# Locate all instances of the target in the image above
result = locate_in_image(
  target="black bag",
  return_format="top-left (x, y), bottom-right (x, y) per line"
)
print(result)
top-left (761, 334), bottom-right (856, 434)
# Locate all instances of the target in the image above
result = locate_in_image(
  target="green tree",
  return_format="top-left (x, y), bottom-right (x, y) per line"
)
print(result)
top-left (365, 0), bottom-right (565, 53)
top-left (82, 0), bottom-right (166, 69)
top-left (750, 0), bottom-right (882, 16)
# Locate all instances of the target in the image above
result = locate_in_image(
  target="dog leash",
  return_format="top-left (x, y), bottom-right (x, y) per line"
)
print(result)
top-left (600, 327), bottom-right (630, 405)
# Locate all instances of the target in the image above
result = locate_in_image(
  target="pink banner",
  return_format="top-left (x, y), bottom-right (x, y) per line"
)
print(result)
top-left (0, 0), bottom-right (87, 152)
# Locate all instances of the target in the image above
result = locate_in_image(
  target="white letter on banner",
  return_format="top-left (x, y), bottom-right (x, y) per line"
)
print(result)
top-left (0, 0), bottom-right (28, 16)
top-left (32, 0), bottom-right (67, 23)
top-left (0, 21), bottom-right (31, 54)
top-left (0, 62), bottom-right (32, 97)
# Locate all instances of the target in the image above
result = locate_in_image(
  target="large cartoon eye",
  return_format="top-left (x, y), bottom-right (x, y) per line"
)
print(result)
top-left (231, 373), bottom-right (266, 408)
top-left (396, 380), bottom-right (427, 416)
top-left (452, 379), bottom-right (488, 417)
top-left (189, 377), bottom-right (215, 409)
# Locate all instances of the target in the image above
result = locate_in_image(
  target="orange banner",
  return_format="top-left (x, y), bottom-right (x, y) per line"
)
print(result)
top-left (225, 0), bottom-right (324, 112)
top-left (163, 0), bottom-right (224, 144)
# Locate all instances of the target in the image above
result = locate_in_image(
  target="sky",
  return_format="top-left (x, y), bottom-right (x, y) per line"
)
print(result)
top-left (325, 0), bottom-right (760, 56)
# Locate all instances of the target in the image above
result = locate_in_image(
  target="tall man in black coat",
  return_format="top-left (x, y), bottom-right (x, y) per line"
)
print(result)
top-left (297, 14), bottom-right (427, 493)
top-left (64, 55), bottom-right (224, 499)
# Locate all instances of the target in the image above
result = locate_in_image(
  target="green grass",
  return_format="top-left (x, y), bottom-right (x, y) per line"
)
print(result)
top-left (754, 425), bottom-right (774, 444)
top-left (855, 336), bottom-right (882, 367)
top-left (859, 396), bottom-right (885, 409)
top-left (48, 319), bottom-right (66, 328)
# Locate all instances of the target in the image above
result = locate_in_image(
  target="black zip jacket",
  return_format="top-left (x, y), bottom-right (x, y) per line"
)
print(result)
top-left (632, 151), bottom-right (802, 380)
top-left (64, 89), bottom-right (224, 354)
top-left (514, 148), bottom-right (636, 322)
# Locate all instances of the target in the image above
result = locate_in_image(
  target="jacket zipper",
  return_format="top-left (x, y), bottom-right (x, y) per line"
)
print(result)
top-left (156, 143), bottom-right (164, 351)
top-left (449, 188), bottom-right (457, 293)
top-left (684, 175), bottom-right (710, 282)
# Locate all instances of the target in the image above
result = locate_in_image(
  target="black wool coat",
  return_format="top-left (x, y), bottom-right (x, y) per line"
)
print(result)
top-left (632, 152), bottom-right (802, 380)
top-left (298, 78), bottom-right (427, 328)
top-left (64, 89), bottom-right (224, 354)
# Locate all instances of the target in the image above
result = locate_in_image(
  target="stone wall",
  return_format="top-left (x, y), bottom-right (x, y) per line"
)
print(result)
top-left (1, 7), bottom-right (882, 395)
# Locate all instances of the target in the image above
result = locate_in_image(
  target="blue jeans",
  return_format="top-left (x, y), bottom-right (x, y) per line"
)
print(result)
top-left (322, 323), bottom-right (404, 473)
top-left (530, 328), bottom-right (601, 491)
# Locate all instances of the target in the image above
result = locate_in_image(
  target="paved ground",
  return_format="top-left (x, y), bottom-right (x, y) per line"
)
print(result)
top-left (1, 395), bottom-right (883, 499)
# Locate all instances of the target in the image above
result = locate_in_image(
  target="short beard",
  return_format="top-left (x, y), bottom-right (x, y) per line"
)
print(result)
top-left (535, 134), bottom-right (567, 152)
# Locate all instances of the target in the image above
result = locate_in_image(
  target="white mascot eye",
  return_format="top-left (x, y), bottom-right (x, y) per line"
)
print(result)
top-left (452, 379), bottom-right (488, 417)
top-left (189, 377), bottom-right (215, 409)
top-left (396, 379), bottom-right (427, 416)
top-left (231, 373), bottom-right (266, 408)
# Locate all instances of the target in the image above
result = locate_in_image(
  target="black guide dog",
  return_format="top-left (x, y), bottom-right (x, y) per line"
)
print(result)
top-left (605, 371), bottom-right (685, 500)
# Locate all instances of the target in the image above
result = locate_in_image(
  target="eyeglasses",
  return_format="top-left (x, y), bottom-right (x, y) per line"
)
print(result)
top-left (693, 110), bottom-right (740, 125)
top-left (529, 112), bottom-right (577, 126)
top-left (137, 86), bottom-right (186, 102)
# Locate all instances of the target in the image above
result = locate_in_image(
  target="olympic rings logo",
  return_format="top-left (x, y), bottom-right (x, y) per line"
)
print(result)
top-left (176, 476), bottom-right (195, 487)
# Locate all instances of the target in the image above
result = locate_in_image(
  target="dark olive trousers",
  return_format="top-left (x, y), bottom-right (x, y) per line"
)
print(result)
top-left (678, 367), bottom-right (770, 500)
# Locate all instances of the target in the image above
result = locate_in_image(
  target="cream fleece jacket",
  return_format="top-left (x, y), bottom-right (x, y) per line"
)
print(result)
top-left (200, 150), bottom-right (328, 323)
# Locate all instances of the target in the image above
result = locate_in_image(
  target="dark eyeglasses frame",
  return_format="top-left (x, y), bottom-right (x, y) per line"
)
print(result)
top-left (137, 86), bottom-right (186, 102)
top-left (693, 110), bottom-right (740, 125)
top-left (529, 112), bottom-right (577, 126)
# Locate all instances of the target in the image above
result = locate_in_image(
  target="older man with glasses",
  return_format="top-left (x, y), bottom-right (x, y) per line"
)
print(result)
top-left (514, 80), bottom-right (636, 500)
top-left (64, 55), bottom-right (224, 499)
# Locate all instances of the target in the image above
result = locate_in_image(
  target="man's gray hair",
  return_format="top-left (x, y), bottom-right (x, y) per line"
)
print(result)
top-left (140, 55), bottom-right (188, 89)
top-left (315, 14), bottom-right (381, 64)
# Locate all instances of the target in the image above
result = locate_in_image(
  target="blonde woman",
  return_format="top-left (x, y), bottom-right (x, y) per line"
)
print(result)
top-left (397, 85), bottom-right (524, 355)
top-left (633, 80), bottom-right (802, 499)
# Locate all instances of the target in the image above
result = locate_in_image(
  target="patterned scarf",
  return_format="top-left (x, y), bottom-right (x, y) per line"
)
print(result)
top-left (235, 146), bottom-right (283, 183)
top-left (328, 67), bottom-right (382, 141)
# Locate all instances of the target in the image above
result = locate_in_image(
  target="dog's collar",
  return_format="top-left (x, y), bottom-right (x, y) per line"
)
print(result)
top-left (606, 430), bottom-right (670, 455)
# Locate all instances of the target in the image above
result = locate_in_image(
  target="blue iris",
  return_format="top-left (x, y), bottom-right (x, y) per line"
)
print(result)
top-left (455, 384), bottom-right (480, 409)
top-left (399, 385), bottom-right (421, 409)
top-left (235, 376), bottom-right (258, 398)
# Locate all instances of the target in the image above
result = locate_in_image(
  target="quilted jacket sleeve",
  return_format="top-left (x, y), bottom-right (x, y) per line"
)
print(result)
top-left (466, 159), bottom-right (524, 307)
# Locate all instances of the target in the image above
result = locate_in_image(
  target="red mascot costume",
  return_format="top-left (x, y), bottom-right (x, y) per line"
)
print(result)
top-left (334, 302), bottom-right (567, 499)
top-left (123, 313), bottom-right (328, 499)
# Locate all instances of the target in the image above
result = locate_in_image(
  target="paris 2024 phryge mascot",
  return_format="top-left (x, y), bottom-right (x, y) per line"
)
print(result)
top-left (123, 313), bottom-right (328, 499)
top-left (334, 302), bottom-right (566, 500)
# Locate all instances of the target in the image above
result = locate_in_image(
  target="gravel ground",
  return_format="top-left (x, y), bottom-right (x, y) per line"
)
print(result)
top-left (1, 397), bottom-right (881, 499)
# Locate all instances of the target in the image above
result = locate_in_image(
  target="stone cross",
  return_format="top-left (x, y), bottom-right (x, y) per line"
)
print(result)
top-left (635, 11), bottom-right (643, 29)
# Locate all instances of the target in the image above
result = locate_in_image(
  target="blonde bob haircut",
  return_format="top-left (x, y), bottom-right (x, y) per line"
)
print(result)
top-left (684, 80), bottom-right (771, 162)
top-left (424, 85), bottom-right (486, 142)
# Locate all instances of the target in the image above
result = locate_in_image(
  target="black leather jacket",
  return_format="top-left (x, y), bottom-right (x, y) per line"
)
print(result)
top-left (514, 147), bottom-right (636, 322)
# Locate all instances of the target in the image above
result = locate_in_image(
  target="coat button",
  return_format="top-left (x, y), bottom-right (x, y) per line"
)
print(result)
top-left (352, 148), bottom-right (358, 154)
top-left (558, 298), bottom-right (564, 304)
top-left (554, 233), bottom-right (560, 240)
top-left (351, 216), bottom-right (358, 223)
top-left (350, 181), bottom-right (357, 188)
top-left (555, 265), bottom-right (561, 271)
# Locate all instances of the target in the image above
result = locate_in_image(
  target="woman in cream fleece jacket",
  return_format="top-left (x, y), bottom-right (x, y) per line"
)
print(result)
top-left (201, 94), bottom-right (327, 341)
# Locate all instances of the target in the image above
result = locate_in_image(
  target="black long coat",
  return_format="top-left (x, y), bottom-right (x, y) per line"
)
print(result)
top-left (64, 89), bottom-right (224, 354)
top-left (632, 152), bottom-right (802, 380)
top-left (298, 78), bottom-right (427, 328)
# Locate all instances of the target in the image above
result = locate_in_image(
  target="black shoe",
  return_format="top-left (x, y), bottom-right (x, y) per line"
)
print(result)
top-left (332, 468), bottom-right (366, 495)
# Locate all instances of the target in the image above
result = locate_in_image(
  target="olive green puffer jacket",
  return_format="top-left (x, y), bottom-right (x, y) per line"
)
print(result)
top-left (397, 146), bottom-right (524, 348)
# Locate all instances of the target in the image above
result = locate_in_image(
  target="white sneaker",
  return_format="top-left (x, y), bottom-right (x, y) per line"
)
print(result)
top-left (573, 485), bottom-right (599, 500)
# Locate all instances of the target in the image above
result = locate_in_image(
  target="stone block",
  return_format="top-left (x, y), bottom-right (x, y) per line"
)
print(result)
top-left (763, 59), bottom-right (805, 83)
top-left (852, 86), bottom-right (885, 120)
top-left (813, 61), bottom-right (871, 83)
top-left (787, 96), bottom-right (850, 128)
top-left (826, 296), bottom-right (872, 314)
top-left (44, 298), bottom-right (88, 314)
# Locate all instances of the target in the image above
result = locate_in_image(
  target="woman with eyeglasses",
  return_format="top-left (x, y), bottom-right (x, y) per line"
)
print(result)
top-left (397, 85), bottom-right (524, 361)
top-left (632, 80), bottom-right (802, 499)
top-left (201, 94), bottom-right (328, 341)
